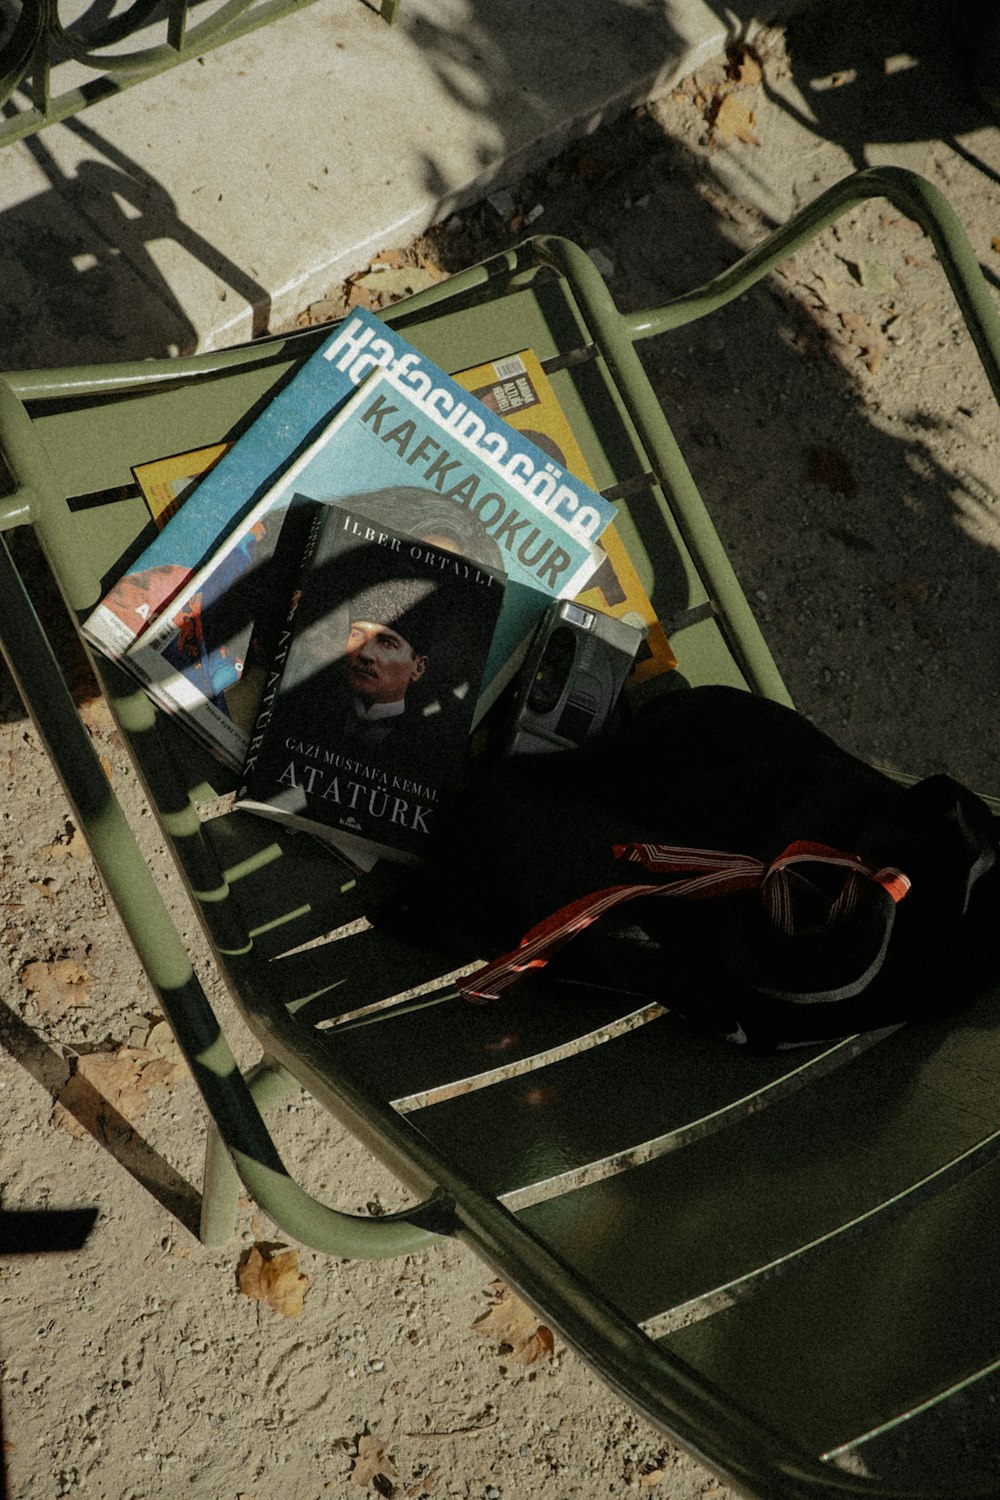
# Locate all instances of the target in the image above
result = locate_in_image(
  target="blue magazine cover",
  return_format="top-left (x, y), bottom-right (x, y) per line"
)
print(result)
top-left (82, 307), bottom-right (616, 663)
top-left (123, 365), bottom-right (611, 768)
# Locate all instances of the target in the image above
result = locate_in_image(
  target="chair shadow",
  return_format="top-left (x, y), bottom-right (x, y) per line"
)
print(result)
top-left (774, 0), bottom-right (990, 163)
top-left (416, 2), bottom-right (1000, 794)
top-left (766, 0), bottom-right (1000, 295)
top-left (0, 111), bottom-right (271, 368)
top-left (0, 998), bottom-right (202, 1236)
top-left (0, 1205), bottom-right (97, 1254)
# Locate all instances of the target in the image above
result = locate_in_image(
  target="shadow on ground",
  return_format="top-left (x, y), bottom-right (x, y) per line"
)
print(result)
top-left (410, 0), bottom-right (1000, 791)
top-left (0, 113), bottom-right (272, 363)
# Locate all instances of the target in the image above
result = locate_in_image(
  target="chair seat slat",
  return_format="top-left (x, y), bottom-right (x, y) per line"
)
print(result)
top-left (412, 985), bottom-right (1000, 1203)
top-left (657, 1149), bottom-right (1000, 1460)
top-left (404, 1009), bottom-right (864, 1190)
top-left (833, 1362), bottom-right (1000, 1492)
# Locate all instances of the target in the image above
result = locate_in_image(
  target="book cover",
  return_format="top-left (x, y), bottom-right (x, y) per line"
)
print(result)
top-left (236, 503), bottom-right (504, 865)
top-left (455, 348), bottom-right (677, 684)
top-left (133, 442), bottom-right (230, 531)
top-left (82, 307), bottom-right (617, 663)
top-left (122, 491), bottom-right (317, 768)
top-left (124, 365), bottom-right (606, 768)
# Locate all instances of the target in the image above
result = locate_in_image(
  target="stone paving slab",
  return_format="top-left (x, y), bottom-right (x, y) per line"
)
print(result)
top-left (0, 0), bottom-right (768, 368)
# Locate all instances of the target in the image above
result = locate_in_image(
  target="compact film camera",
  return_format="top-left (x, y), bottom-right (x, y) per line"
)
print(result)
top-left (507, 600), bottom-right (646, 754)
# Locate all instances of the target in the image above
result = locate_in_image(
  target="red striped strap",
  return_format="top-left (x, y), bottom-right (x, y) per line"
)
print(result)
top-left (459, 839), bottom-right (910, 1003)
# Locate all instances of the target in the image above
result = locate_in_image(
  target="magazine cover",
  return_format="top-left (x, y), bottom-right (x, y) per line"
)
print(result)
top-left (133, 442), bottom-right (230, 531)
top-left (124, 365), bottom-right (607, 768)
top-left (124, 493), bottom-right (317, 767)
top-left (236, 503), bottom-right (504, 865)
top-left (456, 348), bottom-right (677, 684)
top-left (82, 306), bottom-right (617, 663)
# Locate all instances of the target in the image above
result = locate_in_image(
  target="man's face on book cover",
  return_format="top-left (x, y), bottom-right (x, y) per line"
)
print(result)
top-left (344, 619), bottom-right (427, 706)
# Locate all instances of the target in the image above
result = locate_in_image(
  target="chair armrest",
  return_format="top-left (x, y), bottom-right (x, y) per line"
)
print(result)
top-left (0, 378), bottom-right (44, 530)
top-left (624, 166), bottom-right (1000, 410)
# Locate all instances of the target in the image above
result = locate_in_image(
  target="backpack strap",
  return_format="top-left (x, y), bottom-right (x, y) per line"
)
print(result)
top-left (460, 840), bottom-right (909, 1002)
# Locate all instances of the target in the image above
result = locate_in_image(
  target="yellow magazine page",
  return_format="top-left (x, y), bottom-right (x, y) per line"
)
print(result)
top-left (133, 442), bottom-right (230, 530)
top-left (455, 350), bottom-right (676, 683)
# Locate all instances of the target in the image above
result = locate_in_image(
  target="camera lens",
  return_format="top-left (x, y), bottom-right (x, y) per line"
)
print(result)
top-left (527, 626), bottom-right (576, 714)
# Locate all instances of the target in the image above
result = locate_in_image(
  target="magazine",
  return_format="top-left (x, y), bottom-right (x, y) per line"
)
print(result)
top-left (111, 351), bottom-right (671, 682)
top-left (81, 306), bottom-right (617, 663)
top-left (124, 365), bottom-right (609, 768)
top-left (133, 442), bottom-right (230, 531)
top-left (455, 348), bottom-right (676, 684)
top-left (235, 503), bottom-right (504, 866)
top-left (120, 492), bottom-right (317, 767)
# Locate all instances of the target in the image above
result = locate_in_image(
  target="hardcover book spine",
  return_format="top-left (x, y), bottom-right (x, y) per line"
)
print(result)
top-left (239, 507), bottom-right (325, 788)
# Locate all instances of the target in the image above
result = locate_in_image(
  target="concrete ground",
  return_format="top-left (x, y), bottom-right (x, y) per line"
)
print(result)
top-left (0, 0), bottom-right (783, 369)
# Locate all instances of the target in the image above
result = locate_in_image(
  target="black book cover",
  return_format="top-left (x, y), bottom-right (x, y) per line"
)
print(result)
top-left (237, 500), bottom-right (505, 865)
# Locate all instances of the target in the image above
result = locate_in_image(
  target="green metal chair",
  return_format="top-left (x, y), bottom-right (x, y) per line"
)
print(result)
top-left (1, 0), bottom-right (401, 151)
top-left (2, 166), bottom-right (999, 1500)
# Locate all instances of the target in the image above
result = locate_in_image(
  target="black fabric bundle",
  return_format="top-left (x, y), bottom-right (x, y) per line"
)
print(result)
top-left (376, 686), bottom-right (999, 1048)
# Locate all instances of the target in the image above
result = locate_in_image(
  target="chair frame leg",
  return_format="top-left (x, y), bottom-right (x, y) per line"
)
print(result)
top-left (200, 1057), bottom-right (300, 1244)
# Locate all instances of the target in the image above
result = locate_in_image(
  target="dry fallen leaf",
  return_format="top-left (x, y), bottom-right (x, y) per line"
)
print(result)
top-left (576, 153), bottom-right (613, 182)
top-left (354, 266), bottom-right (442, 300)
top-left (726, 43), bottom-right (763, 87)
top-left (836, 311), bottom-right (888, 375)
top-left (845, 258), bottom-right (897, 295)
top-left (19, 955), bottom-right (92, 1016)
top-left (145, 1018), bottom-right (183, 1062)
top-left (78, 693), bottom-right (118, 738)
top-left (39, 825), bottom-right (89, 863)
top-left (887, 576), bottom-right (929, 612)
top-left (345, 280), bottom-right (383, 312)
top-left (711, 92), bottom-right (759, 146)
top-left (53, 1044), bottom-right (183, 1146)
top-left (237, 1243), bottom-right (309, 1317)
top-left (350, 1430), bottom-right (397, 1489)
top-left (374, 246), bottom-right (412, 269)
top-left (472, 1280), bottom-right (555, 1366)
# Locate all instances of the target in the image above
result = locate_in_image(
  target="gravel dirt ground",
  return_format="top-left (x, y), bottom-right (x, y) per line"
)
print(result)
top-left (3, 3), bottom-right (1000, 1499)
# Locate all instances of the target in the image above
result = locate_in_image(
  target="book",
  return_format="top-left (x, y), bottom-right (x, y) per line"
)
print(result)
top-left (118, 489), bottom-right (317, 767)
top-left (235, 502), bottom-right (504, 866)
top-left (82, 307), bottom-right (617, 663)
top-left (124, 364), bottom-right (608, 767)
top-left (455, 348), bottom-right (677, 684)
top-left (118, 352), bottom-right (658, 666)
top-left (133, 442), bottom-right (230, 531)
